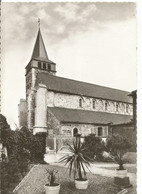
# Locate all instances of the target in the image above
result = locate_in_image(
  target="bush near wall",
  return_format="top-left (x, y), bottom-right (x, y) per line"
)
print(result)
top-left (0, 114), bottom-right (47, 193)
top-left (82, 134), bottom-right (105, 161)
top-left (111, 124), bottom-right (136, 152)
top-left (34, 132), bottom-right (46, 162)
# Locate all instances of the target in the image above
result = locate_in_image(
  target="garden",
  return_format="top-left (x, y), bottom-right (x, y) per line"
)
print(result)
top-left (0, 114), bottom-right (136, 194)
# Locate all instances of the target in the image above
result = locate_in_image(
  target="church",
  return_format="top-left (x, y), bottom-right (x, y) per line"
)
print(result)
top-left (18, 27), bottom-right (134, 151)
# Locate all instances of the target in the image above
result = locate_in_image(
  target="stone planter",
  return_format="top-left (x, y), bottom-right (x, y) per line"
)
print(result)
top-left (44, 183), bottom-right (60, 194)
top-left (115, 169), bottom-right (127, 178)
top-left (114, 169), bottom-right (131, 187)
top-left (75, 179), bottom-right (88, 189)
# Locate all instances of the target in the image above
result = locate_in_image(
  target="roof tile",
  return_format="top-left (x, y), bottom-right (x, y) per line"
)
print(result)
top-left (37, 73), bottom-right (132, 103)
top-left (48, 107), bottom-right (132, 125)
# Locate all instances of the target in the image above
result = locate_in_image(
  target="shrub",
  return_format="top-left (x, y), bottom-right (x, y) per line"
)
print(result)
top-left (0, 115), bottom-right (47, 193)
top-left (34, 132), bottom-right (46, 163)
top-left (106, 134), bottom-right (132, 170)
top-left (82, 134), bottom-right (105, 161)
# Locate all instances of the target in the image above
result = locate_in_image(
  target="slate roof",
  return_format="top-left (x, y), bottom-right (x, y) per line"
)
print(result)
top-left (32, 29), bottom-right (48, 60)
top-left (48, 107), bottom-right (132, 125)
top-left (37, 73), bottom-right (132, 103)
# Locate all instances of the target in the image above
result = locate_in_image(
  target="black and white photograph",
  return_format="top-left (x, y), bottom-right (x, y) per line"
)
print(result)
top-left (0, 1), bottom-right (140, 194)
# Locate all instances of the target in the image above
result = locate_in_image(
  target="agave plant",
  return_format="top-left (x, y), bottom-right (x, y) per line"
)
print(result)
top-left (45, 169), bottom-right (58, 186)
top-left (59, 136), bottom-right (91, 180)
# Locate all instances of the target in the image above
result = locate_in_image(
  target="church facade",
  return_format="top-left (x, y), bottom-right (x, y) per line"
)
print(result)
top-left (19, 28), bottom-right (133, 151)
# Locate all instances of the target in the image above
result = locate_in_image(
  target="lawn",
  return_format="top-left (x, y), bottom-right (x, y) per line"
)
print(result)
top-left (13, 164), bottom-right (121, 194)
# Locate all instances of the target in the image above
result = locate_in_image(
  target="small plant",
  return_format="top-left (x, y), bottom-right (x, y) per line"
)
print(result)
top-left (106, 134), bottom-right (131, 170)
top-left (45, 169), bottom-right (58, 186)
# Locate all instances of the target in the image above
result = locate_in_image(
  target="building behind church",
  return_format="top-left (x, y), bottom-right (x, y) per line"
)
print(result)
top-left (18, 28), bottom-right (135, 151)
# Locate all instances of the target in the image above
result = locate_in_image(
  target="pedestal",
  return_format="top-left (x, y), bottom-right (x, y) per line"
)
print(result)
top-left (114, 177), bottom-right (131, 187)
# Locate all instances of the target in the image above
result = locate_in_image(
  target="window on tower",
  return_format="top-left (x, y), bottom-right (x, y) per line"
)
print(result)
top-left (38, 62), bottom-right (41, 68)
top-left (43, 62), bottom-right (46, 69)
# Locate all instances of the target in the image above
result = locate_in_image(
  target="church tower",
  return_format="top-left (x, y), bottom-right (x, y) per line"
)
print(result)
top-left (25, 28), bottom-right (56, 92)
top-left (25, 27), bottom-right (56, 129)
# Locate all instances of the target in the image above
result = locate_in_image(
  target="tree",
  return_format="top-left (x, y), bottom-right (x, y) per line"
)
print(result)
top-left (82, 134), bottom-right (105, 161)
top-left (0, 114), bottom-right (11, 147)
top-left (0, 115), bottom-right (47, 193)
top-left (0, 114), bottom-right (21, 193)
top-left (106, 134), bottom-right (131, 170)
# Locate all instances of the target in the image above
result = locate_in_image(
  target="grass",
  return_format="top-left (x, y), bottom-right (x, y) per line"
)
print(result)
top-left (14, 164), bottom-right (121, 194)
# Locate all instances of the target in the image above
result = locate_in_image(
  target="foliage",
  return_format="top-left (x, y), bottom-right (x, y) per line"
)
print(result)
top-left (0, 114), bottom-right (11, 147)
top-left (106, 134), bottom-right (132, 170)
top-left (13, 127), bottom-right (46, 164)
top-left (59, 136), bottom-right (91, 181)
top-left (34, 132), bottom-right (46, 163)
top-left (45, 169), bottom-right (58, 186)
top-left (0, 114), bottom-right (47, 193)
top-left (82, 134), bottom-right (105, 161)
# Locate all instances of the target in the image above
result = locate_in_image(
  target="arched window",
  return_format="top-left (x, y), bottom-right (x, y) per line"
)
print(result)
top-left (79, 98), bottom-right (82, 107)
top-left (43, 62), bottom-right (46, 69)
top-left (73, 128), bottom-right (78, 137)
top-left (122, 104), bottom-right (125, 112)
top-left (105, 101), bottom-right (108, 111)
top-left (116, 104), bottom-right (118, 112)
top-left (48, 64), bottom-right (51, 70)
top-left (38, 62), bottom-right (41, 68)
top-left (126, 104), bottom-right (129, 113)
top-left (98, 127), bottom-right (103, 137)
top-left (93, 99), bottom-right (96, 109)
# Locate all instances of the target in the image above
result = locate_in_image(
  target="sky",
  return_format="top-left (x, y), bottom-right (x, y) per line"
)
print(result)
top-left (1, 2), bottom-right (137, 129)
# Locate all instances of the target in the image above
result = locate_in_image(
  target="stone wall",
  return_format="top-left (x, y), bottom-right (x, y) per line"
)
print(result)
top-left (46, 91), bottom-right (133, 115)
top-left (27, 89), bottom-right (36, 129)
top-left (46, 108), bottom-right (109, 150)
top-left (47, 108), bottom-right (61, 136)
top-left (60, 123), bottom-right (108, 137)
top-left (18, 99), bottom-right (27, 127)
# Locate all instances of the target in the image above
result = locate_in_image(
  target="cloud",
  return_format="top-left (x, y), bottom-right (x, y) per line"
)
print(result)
top-left (54, 3), bottom-right (80, 22)
top-left (1, 2), bottom-right (136, 46)
top-left (37, 9), bottom-right (48, 20)
top-left (79, 4), bottom-right (97, 19)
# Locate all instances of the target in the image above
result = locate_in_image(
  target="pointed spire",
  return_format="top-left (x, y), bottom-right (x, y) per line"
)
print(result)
top-left (38, 18), bottom-right (40, 29)
top-left (31, 28), bottom-right (48, 60)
